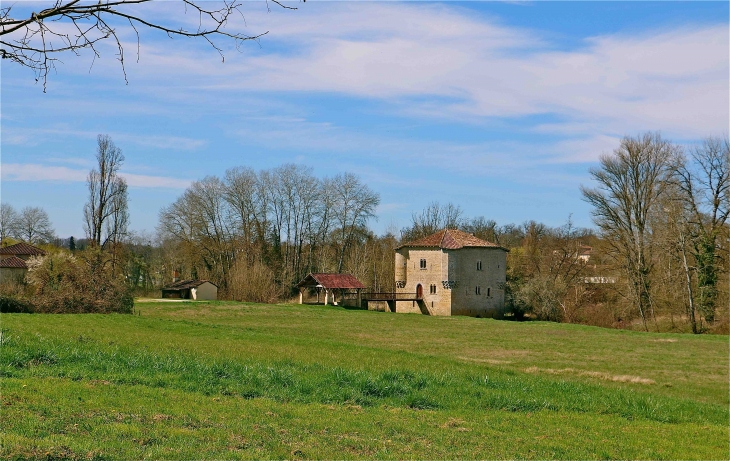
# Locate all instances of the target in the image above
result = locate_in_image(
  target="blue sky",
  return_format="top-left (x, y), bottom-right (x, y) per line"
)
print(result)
top-left (2, 1), bottom-right (728, 238)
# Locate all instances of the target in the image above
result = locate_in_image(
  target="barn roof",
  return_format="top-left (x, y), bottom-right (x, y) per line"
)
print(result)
top-left (0, 242), bottom-right (46, 256)
top-left (0, 256), bottom-right (28, 269)
top-left (297, 273), bottom-right (365, 289)
top-left (396, 228), bottom-right (506, 250)
top-left (162, 279), bottom-right (218, 290)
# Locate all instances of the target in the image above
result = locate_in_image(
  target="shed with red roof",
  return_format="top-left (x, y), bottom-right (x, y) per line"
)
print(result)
top-left (296, 273), bottom-right (365, 306)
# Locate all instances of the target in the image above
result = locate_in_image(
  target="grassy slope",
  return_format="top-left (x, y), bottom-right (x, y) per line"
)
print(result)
top-left (1, 301), bottom-right (727, 460)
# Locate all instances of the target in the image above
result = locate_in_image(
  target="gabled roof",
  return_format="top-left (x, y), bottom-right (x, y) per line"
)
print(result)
top-left (297, 273), bottom-right (365, 289)
top-left (0, 256), bottom-right (28, 269)
top-left (396, 228), bottom-right (505, 250)
top-left (162, 279), bottom-right (218, 290)
top-left (0, 242), bottom-right (46, 256)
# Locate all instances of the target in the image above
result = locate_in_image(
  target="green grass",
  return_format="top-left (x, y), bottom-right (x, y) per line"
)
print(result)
top-left (1, 301), bottom-right (728, 459)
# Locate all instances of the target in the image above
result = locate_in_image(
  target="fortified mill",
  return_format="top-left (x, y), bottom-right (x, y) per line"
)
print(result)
top-left (393, 229), bottom-right (508, 317)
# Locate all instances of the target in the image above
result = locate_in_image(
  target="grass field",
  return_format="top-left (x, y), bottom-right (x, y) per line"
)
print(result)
top-left (1, 301), bottom-right (728, 459)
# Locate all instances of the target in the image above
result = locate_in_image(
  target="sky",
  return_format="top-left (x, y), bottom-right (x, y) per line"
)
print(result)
top-left (2, 1), bottom-right (728, 239)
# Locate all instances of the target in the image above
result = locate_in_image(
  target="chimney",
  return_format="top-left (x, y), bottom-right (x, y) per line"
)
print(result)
top-left (173, 270), bottom-right (180, 283)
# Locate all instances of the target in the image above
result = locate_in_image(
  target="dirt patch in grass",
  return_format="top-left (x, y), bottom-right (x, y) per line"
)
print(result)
top-left (457, 356), bottom-right (512, 365)
top-left (651, 339), bottom-right (679, 343)
top-left (524, 367), bottom-right (656, 385)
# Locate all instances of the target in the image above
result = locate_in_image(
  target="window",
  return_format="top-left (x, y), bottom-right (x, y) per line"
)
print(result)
top-left (475, 286), bottom-right (481, 295)
top-left (476, 260), bottom-right (482, 271)
top-left (420, 259), bottom-right (427, 269)
top-left (487, 287), bottom-right (491, 297)
top-left (430, 284), bottom-right (437, 294)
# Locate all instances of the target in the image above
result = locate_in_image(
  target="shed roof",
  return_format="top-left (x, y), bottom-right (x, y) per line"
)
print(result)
top-left (297, 273), bottom-right (365, 289)
top-left (396, 229), bottom-right (505, 250)
top-left (0, 256), bottom-right (28, 269)
top-left (0, 242), bottom-right (46, 256)
top-left (162, 279), bottom-right (218, 291)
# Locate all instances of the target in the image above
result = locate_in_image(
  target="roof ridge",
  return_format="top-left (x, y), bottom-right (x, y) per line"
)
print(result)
top-left (439, 229), bottom-right (448, 247)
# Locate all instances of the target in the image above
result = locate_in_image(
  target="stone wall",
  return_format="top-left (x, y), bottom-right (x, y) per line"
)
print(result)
top-left (450, 248), bottom-right (506, 318)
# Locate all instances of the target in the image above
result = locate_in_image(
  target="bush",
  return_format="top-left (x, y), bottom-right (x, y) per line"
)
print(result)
top-left (20, 249), bottom-right (134, 314)
top-left (0, 295), bottom-right (34, 313)
top-left (515, 275), bottom-right (567, 322)
top-left (227, 259), bottom-right (283, 303)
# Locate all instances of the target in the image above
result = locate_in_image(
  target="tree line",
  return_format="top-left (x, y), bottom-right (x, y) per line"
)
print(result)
top-left (1, 132), bottom-right (727, 333)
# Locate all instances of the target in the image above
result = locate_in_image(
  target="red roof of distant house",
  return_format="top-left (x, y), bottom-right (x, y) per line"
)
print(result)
top-left (162, 279), bottom-right (218, 290)
top-left (0, 242), bottom-right (46, 256)
top-left (0, 256), bottom-right (28, 269)
top-left (397, 229), bottom-right (505, 250)
top-left (297, 273), bottom-right (366, 289)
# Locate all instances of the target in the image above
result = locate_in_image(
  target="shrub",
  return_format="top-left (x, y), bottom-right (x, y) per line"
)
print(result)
top-left (515, 275), bottom-right (568, 322)
top-left (23, 249), bottom-right (133, 314)
top-left (227, 259), bottom-right (283, 303)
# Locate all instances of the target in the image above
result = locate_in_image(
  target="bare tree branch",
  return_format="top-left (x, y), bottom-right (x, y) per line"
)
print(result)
top-left (1, 0), bottom-right (294, 91)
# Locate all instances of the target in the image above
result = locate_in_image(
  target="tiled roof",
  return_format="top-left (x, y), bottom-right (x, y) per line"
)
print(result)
top-left (0, 256), bottom-right (28, 269)
top-left (0, 242), bottom-right (46, 256)
top-left (397, 229), bottom-right (504, 250)
top-left (162, 279), bottom-right (217, 290)
top-left (297, 273), bottom-right (366, 289)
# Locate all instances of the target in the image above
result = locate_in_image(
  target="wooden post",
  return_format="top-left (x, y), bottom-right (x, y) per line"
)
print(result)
top-left (357, 289), bottom-right (362, 309)
top-left (324, 289), bottom-right (329, 305)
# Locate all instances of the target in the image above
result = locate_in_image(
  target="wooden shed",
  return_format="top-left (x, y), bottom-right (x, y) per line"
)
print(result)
top-left (296, 273), bottom-right (365, 307)
top-left (161, 279), bottom-right (218, 300)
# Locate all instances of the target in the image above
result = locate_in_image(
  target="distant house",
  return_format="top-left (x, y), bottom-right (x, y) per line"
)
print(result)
top-left (393, 229), bottom-right (508, 317)
top-left (0, 243), bottom-right (46, 283)
top-left (297, 273), bottom-right (365, 307)
top-left (161, 279), bottom-right (218, 300)
top-left (578, 245), bottom-right (593, 263)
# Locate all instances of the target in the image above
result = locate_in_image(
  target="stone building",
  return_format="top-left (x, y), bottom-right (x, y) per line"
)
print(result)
top-left (394, 229), bottom-right (507, 317)
top-left (0, 242), bottom-right (46, 284)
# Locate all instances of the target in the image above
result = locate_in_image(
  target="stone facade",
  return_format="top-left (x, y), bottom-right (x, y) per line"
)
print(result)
top-left (394, 229), bottom-right (507, 317)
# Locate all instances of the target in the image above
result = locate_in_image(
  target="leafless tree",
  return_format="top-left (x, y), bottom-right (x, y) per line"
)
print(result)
top-left (581, 133), bottom-right (680, 331)
top-left (1, 0), bottom-right (295, 91)
top-left (672, 137), bottom-right (730, 326)
top-left (402, 201), bottom-right (464, 242)
top-left (16, 206), bottom-right (56, 244)
top-left (84, 134), bottom-right (129, 248)
top-left (330, 173), bottom-right (380, 273)
top-left (0, 203), bottom-right (20, 243)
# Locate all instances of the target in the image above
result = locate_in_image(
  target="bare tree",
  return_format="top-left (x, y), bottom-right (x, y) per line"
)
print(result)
top-left (16, 206), bottom-right (56, 244)
top-left (581, 133), bottom-right (680, 331)
top-left (0, 203), bottom-right (20, 243)
top-left (402, 201), bottom-right (464, 242)
top-left (0, 0), bottom-right (295, 91)
top-left (673, 137), bottom-right (730, 326)
top-left (84, 134), bottom-right (129, 248)
top-left (331, 173), bottom-right (380, 273)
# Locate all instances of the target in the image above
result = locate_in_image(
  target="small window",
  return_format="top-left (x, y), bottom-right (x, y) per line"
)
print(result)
top-left (477, 260), bottom-right (482, 271)
top-left (475, 286), bottom-right (481, 295)
top-left (420, 259), bottom-right (427, 269)
top-left (430, 284), bottom-right (437, 294)
top-left (487, 287), bottom-right (491, 297)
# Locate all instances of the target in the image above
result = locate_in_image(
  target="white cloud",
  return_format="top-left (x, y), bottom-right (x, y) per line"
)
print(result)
top-left (1, 163), bottom-right (191, 189)
top-left (2, 126), bottom-right (206, 150)
top-left (1, 164), bottom-right (87, 182)
top-left (117, 3), bottom-right (727, 138)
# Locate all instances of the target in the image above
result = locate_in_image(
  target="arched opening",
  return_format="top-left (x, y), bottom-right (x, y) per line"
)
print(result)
top-left (416, 283), bottom-right (423, 299)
